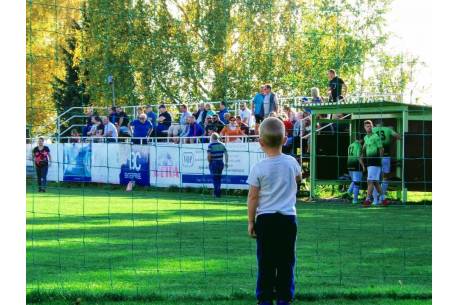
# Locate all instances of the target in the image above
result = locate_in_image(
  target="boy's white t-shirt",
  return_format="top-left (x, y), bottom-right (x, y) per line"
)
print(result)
top-left (247, 154), bottom-right (301, 217)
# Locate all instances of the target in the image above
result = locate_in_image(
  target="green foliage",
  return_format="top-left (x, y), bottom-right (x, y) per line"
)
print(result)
top-left (52, 21), bottom-right (90, 135)
top-left (27, 0), bottom-right (425, 132)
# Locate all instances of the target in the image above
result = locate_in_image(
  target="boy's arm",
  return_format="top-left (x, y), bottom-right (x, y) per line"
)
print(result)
top-left (247, 185), bottom-right (260, 238)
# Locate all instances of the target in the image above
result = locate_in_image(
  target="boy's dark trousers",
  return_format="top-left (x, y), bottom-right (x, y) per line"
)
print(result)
top-left (209, 160), bottom-right (224, 197)
top-left (255, 212), bottom-right (297, 303)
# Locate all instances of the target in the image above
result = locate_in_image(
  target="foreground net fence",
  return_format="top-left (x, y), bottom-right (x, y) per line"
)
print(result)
top-left (26, 136), bottom-right (431, 302)
top-left (26, 0), bottom-right (431, 303)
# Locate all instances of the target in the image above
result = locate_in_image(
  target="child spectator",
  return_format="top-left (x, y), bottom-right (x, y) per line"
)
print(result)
top-left (247, 117), bottom-right (302, 305)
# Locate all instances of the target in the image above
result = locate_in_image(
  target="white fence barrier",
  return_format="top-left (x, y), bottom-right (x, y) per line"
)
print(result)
top-left (27, 142), bottom-right (266, 190)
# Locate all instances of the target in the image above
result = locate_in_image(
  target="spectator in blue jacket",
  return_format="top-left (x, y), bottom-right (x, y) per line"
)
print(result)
top-left (146, 105), bottom-right (157, 129)
top-left (252, 85), bottom-right (265, 135)
top-left (218, 102), bottom-right (229, 124)
top-left (183, 116), bottom-right (204, 144)
top-left (129, 113), bottom-right (153, 144)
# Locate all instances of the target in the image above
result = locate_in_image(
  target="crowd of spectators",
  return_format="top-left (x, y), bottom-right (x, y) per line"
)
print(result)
top-left (70, 70), bottom-right (347, 153)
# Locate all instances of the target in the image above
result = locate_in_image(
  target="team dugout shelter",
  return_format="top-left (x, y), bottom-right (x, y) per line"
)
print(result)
top-left (306, 99), bottom-right (432, 203)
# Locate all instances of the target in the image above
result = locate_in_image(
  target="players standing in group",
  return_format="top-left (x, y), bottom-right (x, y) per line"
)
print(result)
top-left (346, 135), bottom-right (366, 204)
top-left (372, 123), bottom-right (401, 204)
top-left (362, 120), bottom-right (386, 206)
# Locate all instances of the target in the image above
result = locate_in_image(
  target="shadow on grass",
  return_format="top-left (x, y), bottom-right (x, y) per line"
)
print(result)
top-left (26, 186), bottom-right (432, 302)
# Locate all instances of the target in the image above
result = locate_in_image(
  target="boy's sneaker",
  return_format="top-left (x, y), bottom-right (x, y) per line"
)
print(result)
top-left (363, 199), bottom-right (372, 207)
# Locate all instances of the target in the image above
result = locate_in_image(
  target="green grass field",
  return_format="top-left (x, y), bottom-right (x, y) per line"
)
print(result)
top-left (26, 184), bottom-right (432, 304)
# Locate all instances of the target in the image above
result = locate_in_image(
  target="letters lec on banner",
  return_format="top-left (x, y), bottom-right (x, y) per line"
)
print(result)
top-left (26, 142), bottom-right (266, 190)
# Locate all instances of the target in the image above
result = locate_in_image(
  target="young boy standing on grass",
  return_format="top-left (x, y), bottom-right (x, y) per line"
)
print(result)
top-left (247, 117), bottom-right (302, 305)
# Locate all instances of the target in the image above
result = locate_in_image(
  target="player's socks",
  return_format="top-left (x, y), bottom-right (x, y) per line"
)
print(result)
top-left (373, 188), bottom-right (379, 203)
top-left (381, 181), bottom-right (389, 199)
top-left (353, 185), bottom-right (360, 203)
top-left (347, 182), bottom-right (354, 194)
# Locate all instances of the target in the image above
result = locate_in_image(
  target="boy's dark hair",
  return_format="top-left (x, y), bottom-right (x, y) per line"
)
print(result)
top-left (259, 117), bottom-right (285, 148)
top-left (328, 69), bottom-right (336, 75)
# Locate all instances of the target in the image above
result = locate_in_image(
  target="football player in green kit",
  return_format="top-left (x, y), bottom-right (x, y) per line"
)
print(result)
top-left (362, 120), bottom-right (385, 207)
top-left (346, 135), bottom-right (366, 204)
top-left (372, 123), bottom-right (401, 205)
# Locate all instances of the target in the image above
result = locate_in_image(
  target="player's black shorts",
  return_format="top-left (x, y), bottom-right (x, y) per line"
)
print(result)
top-left (255, 114), bottom-right (264, 124)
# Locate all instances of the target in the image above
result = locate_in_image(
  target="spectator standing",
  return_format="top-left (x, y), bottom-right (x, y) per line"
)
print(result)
top-left (207, 133), bottom-right (228, 198)
top-left (311, 87), bottom-right (323, 104)
top-left (102, 116), bottom-right (118, 142)
top-left (262, 84), bottom-right (279, 119)
top-left (218, 102), bottom-right (229, 124)
top-left (220, 116), bottom-right (245, 143)
top-left (32, 137), bottom-right (51, 192)
top-left (146, 105), bottom-right (157, 129)
top-left (246, 117), bottom-right (302, 305)
top-left (327, 69), bottom-right (347, 102)
top-left (252, 85), bottom-right (266, 133)
top-left (283, 105), bottom-right (296, 123)
top-left (129, 113), bottom-right (153, 144)
top-left (205, 103), bottom-right (216, 116)
top-left (116, 106), bottom-right (130, 136)
top-left (238, 102), bottom-right (253, 128)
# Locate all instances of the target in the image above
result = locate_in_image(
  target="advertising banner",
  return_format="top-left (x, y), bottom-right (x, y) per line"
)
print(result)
top-left (63, 143), bottom-right (92, 182)
top-left (119, 144), bottom-right (150, 186)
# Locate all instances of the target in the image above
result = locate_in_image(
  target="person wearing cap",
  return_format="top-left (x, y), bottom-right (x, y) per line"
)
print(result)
top-left (207, 133), bottom-right (228, 198)
top-left (155, 104), bottom-right (172, 138)
top-left (146, 105), bottom-right (157, 129)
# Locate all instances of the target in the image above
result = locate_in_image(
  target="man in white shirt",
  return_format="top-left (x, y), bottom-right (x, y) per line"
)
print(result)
top-left (238, 102), bottom-right (253, 128)
top-left (102, 116), bottom-right (118, 142)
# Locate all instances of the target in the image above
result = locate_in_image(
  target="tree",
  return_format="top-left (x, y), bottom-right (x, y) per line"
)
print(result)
top-left (52, 20), bottom-right (90, 136)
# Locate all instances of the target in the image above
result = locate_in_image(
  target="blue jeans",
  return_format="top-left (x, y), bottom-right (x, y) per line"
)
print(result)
top-left (36, 165), bottom-right (48, 190)
top-left (255, 213), bottom-right (297, 303)
top-left (209, 160), bottom-right (224, 197)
